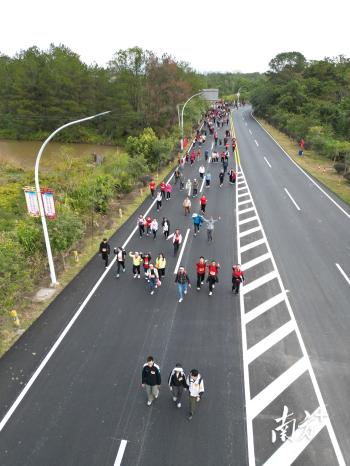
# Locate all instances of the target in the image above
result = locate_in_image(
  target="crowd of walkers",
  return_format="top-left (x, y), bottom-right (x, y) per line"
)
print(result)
top-left (98, 102), bottom-right (246, 420)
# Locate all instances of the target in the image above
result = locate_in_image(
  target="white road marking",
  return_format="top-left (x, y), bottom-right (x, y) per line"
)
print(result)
top-left (239, 216), bottom-right (258, 226)
top-left (246, 320), bottom-right (295, 364)
top-left (239, 207), bottom-right (255, 216)
top-left (242, 271), bottom-right (278, 295)
top-left (240, 237), bottom-right (265, 253)
top-left (238, 192), bottom-right (251, 199)
top-left (0, 168), bottom-right (177, 433)
top-left (237, 186), bottom-right (248, 192)
top-left (200, 176), bottom-right (205, 192)
top-left (173, 228), bottom-right (190, 274)
top-left (239, 226), bottom-right (261, 238)
top-left (248, 358), bottom-right (308, 420)
top-left (252, 113), bottom-right (350, 220)
top-left (244, 292), bottom-right (285, 325)
top-left (284, 188), bottom-right (301, 211)
top-left (237, 181), bottom-right (246, 186)
top-left (264, 407), bottom-right (327, 466)
top-left (264, 156), bottom-right (271, 168)
top-left (114, 440), bottom-right (128, 466)
top-left (335, 263), bottom-right (350, 285)
top-left (236, 161), bottom-right (346, 465)
top-left (237, 175), bottom-right (245, 180)
top-left (249, 129), bottom-right (252, 135)
top-left (242, 252), bottom-right (271, 271)
top-left (254, 139), bottom-right (259, 147)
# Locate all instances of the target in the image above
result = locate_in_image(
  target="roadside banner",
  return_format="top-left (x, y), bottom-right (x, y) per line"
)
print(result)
top-left (23, 186), bottom-right (40, 217)
top-left (41, 188), bottom-right (56, 219)
top-left (184, 137), bottom-right (188, 149)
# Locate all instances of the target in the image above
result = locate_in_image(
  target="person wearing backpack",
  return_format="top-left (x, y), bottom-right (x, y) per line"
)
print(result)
top-left (142, 356), bottom-right (161, 406)
top-left (186, 369), bottom-right (204, 420)
top-left (113, 246), bottom-right (126, 278)
top-left (168, 364), bottom-right (187, 408)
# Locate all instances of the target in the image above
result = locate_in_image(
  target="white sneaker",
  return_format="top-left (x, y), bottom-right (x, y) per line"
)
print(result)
top-left (116, 274), bottom-right (120, 278)
top-left (212, 284), bottom-right (215, 289)
top-left (147, 400), bottom-right (152, 406)
top-left (177, 402), bottom-right (181, 408)
top-left (150, 290), bottom-right (154, 295)
top-left (197, 287), bottom-right (200, 291)
top-left (138, 275), bottom-right (141, 279)
top-left (133, 274), bottom-right (137, 278)
top-left (209, 291), bottom-right (213, 296)
top-left (201, 281), bottom-right (204, 285)
top-left (184, 289), bottom-right (187, 295)
top-left (179, 298), bottom-right (183, 303)
top-left (154, 393), bottom-right (159, 399)
top-left (173, 396), bottom-right (177, 402)
top-left (123, 269), bottom-right (126, 273)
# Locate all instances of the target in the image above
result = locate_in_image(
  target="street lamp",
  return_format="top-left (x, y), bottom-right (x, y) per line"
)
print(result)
top-left (180, 91), bottom-right (203, 151)
top-left (34, 111), bottom-right (111, 286)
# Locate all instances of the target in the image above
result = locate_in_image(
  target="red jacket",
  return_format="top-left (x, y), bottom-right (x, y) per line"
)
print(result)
top-left (200, 196), bottom-right (207, 205)
top-left (196, 261), bottom-right (206, 274)
top-left (160, 182), bottom-right (166, 191)
top-left (149, 181), bottom-right (156, 190)
top-left (208, 264), bottom-right (220, 277)
top-left (146, 217), bottom-right (152, 227)
top-left (232, 267), bottom-right (244, 281)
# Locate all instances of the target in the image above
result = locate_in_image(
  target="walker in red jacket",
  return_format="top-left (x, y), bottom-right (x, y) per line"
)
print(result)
top-left (232, 265), bottom-right (244, 294)
top-left (206, 261), bottom-right (220, 296)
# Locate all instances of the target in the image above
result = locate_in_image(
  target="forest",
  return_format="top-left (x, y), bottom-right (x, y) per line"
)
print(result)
top-left (250, 52), bottom-right (350, 180)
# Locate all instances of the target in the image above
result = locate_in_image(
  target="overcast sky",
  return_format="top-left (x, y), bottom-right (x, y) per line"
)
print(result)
top-left (1, 0), bottom-right (349, 73)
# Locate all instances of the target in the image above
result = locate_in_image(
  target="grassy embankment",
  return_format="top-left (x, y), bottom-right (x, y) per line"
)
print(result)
top-left (256, 119), bottom-right (350, 206)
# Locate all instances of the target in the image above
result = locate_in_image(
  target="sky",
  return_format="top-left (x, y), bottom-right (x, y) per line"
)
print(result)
top-left (1, 0), bottom-right (349, 73)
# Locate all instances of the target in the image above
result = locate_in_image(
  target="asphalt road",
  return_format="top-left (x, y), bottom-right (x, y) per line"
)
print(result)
top-left (0, 106), bottom-right (349, 466)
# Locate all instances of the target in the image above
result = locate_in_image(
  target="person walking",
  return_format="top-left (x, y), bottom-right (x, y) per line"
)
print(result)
top-left (114, 246), bottom-right (126, 278)
top-left (156, 191), bottom-right (162, 211)
top-left (165, 182), bottom-right (172, 200)
top-left (175, 266), bottom-right (191, 303)
top-left (138, 215), bottom-right (146, 238)
top-left (219, 169), bottom-right (225, 188)
top-left (145, 215), bottom-right (152, 236)
top-left (150, 218), bottom-right (158, 240)
top-left (187, 369), bottom-right (204, 420)
top-left (168, 364), bottom-right (187, 408)
top-left (228, 168), bottom-right (236, 184)
top-left (206, 260), bottom-right (220, 296)
top-left (173, 229), bottom-right (182, 256)
top-left (141, 252), bottom-right (152, 277)
top-left (192, 212), bottom-right (203, 236)
top-left (155, 253), bottom-right (166, 278)
top-left (146, 263), bottom-right (159, 295)
top-left (179, 174), bottom-right (185, 191)
top-left (129, 251), bottom-right (142, 278)
top-left (160, 181), bottom-right (166, 199)
top-left (204, 150), bottom-right (209, 162)
top-left (232, 264), bottom-right (244, 294)
top-left (203, 216), bottom-right (221, 242)
top-left (142, 356), bottom-right (161, 406)
top-left (149, 179), bottom-right (156, 198)
top-left (196, 256), bottom-right (207, 290)
top-left (174, 167), bottom-right (180, 185)
top-left (185, 179), bottom-right (192, 197)
top-left (200, 194), bottom-right (207, 213)
top-left (192, 179), bottom-right (199, 197)
top-left (199, 165), bottom-right (205, 179)
top-left (99, 238), bottom-right (110, 268)
top-left (183, 196), bottom-right (191, 216)
top-left (205, 172), bottom-right (211, 188)
top-left (162, 217), bottom-right (170, 239)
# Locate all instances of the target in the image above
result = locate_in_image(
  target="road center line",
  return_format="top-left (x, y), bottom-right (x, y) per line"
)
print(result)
top-left (248, 129), bottom-right (252, 135)
top-left (173, 228), bottom-right (190, 274)
top-left (264, 156), bottom-right (271, 168)
top-left (254, 139), bottom-right (259, 147)
top-left (114, 440), bottom-right (128, 466)
top-left (335, 263), bottom-right (350, 285)
top-left (284, 188), bottom-right (301, 211)
top-left (200, 176), bottom-right (205, 192)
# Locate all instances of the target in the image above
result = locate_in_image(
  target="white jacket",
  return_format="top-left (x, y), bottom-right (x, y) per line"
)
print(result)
top-left (186, 374), bottom-right (204, 397)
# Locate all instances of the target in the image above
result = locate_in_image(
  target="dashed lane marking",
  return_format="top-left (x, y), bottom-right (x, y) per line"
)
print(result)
top-left (114, 440), bottom-right (128, 466)
top-left (264, 156), bottom-right (271, 168)
top-left (284, 187), bottom-right (301, 211)
top-left (335, 263), bottom-right (350, 286)
top-left (173, 228), bottom-right (190, 274)
top-left (249, 129), bottom-right (252, 135)
top-left (254, 139), bottom-right (259, 147)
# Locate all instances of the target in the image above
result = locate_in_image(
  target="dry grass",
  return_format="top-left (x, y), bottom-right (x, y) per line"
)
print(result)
top-left (0, 162), bottom-right (176, 357)
top-left (256, 119), bottom-right (350, 206)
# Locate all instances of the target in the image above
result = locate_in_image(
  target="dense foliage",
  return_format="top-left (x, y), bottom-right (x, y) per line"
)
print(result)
top-left (250, 52), bottom-right (350, 177)
top-left (0, 45), bottom-right (205, 143)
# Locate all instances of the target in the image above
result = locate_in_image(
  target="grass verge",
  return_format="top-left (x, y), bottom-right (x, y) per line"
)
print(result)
top-left (256, 118), bottom-right (350, 206)
top-left (0, 162), bottom-right (176, 357)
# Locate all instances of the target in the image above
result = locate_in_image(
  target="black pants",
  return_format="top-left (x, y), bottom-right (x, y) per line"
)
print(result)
top-left (200, 172), bottom-right (204, 179)
top-left (208, 275), bottom-right (217, 292)
top-left (166, 192), bottom-right (171, 199)
top-left (205, 180), bottom-right (210, 187)
top-left (139, 224), bottom-right (144, 237)
top-left (174, 242), bottom-right (180, 256)
top-left (164, 230), bottom-right (169, 239)
top-left (232, 277), bottom-right (241, 293)
top-left (152, 229), bottom-right (157, 239)
top-left (150, 189), bottom-right (155, 198)
top-left (158, 268), bottom-right (165, 277)
top-left (116, 261), bottom-right (125, 274)
top-left (197, 273), bottom-right (205, 288)
top-left (102, 253), bottom-right (109, 267)
top-left (193, 188), bottom-right (198, 197)
top-left (161, 190), bottom-right (166, 198)
top-left (157, 200), bottom-right (162, 210)
top-left (201, 204), bottom-right (206, 213)
top-left (133, 265), bottom-right (141, 275)
top-left (194, 224), bottom-right (200, 234)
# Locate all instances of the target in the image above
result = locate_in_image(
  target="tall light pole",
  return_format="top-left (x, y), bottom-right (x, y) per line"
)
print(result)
top-left (180, 91), bottom-right (203, 151)
top-left (34, 111), bottom-right (110, 286)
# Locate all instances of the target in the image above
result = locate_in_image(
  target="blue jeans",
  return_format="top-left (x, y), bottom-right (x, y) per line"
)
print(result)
top-left (149, 278), bottom-right (156, 292)
top-left (177, 283), bottom-right (187, 300)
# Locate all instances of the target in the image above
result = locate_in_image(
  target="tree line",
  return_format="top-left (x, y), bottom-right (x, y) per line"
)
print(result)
top-left (250, 52), bottom-right (350, 180)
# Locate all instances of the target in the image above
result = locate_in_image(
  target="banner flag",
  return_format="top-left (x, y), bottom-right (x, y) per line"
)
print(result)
top-left (23, 187), bottom-right (40, 217)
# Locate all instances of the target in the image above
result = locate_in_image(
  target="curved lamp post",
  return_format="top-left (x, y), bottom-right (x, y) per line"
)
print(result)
top-left (180, 91), bottom-right (203, 151)
top-left (34, 111), bottom-right (110, 286)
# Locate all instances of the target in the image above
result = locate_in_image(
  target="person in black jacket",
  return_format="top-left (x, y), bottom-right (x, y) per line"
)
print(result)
top-left (168, 364), bottom-right (187, 408)
top-left (142, 356), bottom-right (161, 406)
top-left (99, 238), bottom-right (110, 268)
top-left (113, 246), bottom-right (126, 278)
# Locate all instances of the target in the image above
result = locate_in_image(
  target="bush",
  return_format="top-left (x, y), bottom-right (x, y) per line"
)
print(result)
top-left (16, 218), bottom-right (43, 255)
top-left (343, 172), bottom-right (350, 183)
top-left (334, 162), bottom-right (347, 174)
top-left (48, 208), bottom-right (85, 254)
